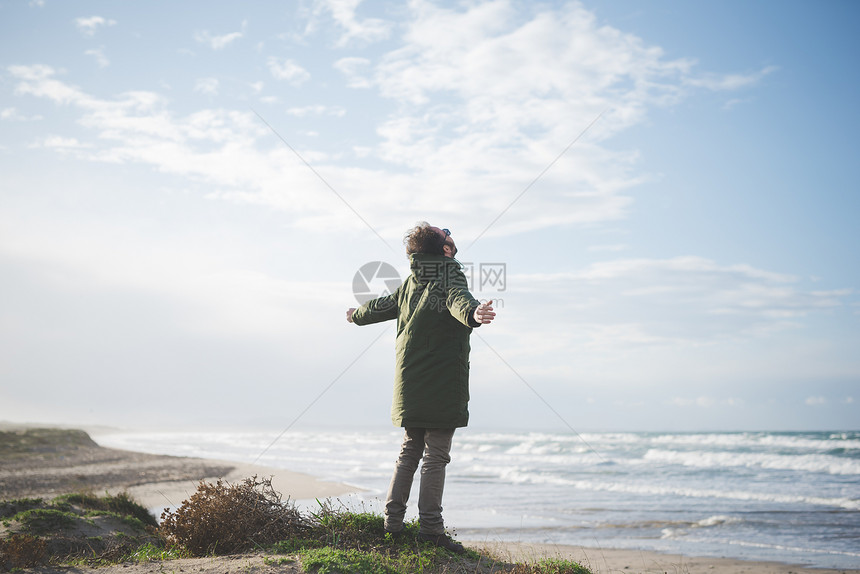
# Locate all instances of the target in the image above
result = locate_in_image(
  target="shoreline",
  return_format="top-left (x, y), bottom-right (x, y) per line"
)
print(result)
top-left (111, 458), bottom-right (361, 515)
top-left (3, 425), bottom-right (858, 573)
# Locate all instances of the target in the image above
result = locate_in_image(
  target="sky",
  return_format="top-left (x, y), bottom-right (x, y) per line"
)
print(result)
top-left (1, 0), bottom-right (858, 433)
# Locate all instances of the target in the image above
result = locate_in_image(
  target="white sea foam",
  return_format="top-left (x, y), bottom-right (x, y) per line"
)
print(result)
top-left (452, 461), bottom-right (860, 510)
top-left (660, 515), bottom-right (742, 539)
top-left (694, 514), bottom-right (743, 528)
top-left (642, 448), bottom-right (860, 475)
top-left (562, 479), bottom-right (860, 510)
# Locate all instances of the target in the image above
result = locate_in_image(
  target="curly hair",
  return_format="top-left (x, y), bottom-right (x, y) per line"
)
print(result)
top-left (403, 221), bottom-right (445, 256)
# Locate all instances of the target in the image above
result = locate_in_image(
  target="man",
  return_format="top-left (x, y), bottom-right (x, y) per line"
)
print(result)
top-left (346, 222), bottom-right (495, 553)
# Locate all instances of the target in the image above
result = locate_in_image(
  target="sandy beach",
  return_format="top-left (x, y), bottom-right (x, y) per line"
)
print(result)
top-left (0, 424), bottom-right (356, 515)
top-left (469, 541), bottom-right (860, 574)
top-left (2, 425), bottom-right (857, 574)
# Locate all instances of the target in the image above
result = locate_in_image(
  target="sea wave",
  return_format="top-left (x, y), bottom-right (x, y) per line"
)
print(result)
top-left (642, 448), bottom-right (860, 475)
top-left (458, 431), bottom-right (860, 462)
top-left (646, 432), bottom-right (860, 451)
top-left (454, 463), bottom-right (860, 509)
top-left (564, 479), bottom-right (860, 510)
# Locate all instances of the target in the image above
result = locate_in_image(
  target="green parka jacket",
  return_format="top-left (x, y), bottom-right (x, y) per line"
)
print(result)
top-left (352, 253), bottom-right (482, 428)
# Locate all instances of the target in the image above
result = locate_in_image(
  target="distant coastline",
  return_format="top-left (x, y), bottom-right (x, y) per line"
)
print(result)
top-left (0, 424), bottom-right (356, 512)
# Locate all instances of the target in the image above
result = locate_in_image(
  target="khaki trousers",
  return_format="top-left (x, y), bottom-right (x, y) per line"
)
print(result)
top-left (383, 427), bottom-right (455, 535)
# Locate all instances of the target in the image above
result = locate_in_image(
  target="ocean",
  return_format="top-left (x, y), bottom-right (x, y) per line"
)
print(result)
top-left (95, 428), bottom-right (860, 570)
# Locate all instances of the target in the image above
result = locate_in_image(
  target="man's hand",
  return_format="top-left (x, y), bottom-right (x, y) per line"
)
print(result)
top-left (346, 308), bottom-right (356, 323)
top-left (473, 300), bottom-right (496, 325)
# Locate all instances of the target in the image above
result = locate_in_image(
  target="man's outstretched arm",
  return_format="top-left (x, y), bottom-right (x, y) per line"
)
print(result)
top-left (348, 290), bottom-right (400, 325)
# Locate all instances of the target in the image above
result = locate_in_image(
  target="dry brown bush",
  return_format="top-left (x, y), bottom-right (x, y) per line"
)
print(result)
top-left (0, 532), bottom-right (47, 569)
top-left (159, 476), bottom-right (308, 556)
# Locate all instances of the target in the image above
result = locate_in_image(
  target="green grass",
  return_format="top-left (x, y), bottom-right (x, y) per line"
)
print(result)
top-left (13, 508), bottom-right (78, 534)
top-left (2, 486), bottom-right (593, 574)
top-left (528, 558), bottom-right (593, 574)
top-left (288, 531), bottom-right (467, 574)
top-left (56, 491), bottom-right (158, 528)
top-left (263, 555), bottom-right (297, 566)
top-left (0, 491), bottom-right (160, 569)
top-left (159, 491), bottom-right (593, 574)
top-left (265, 501), bottom-right (537, 574)
top-left (300, 546), bottom-right (403, 574)
top-left (0, 498), bottom-right (45, 520)
top-left (122, 542), bottom-right (191, 563)
top-left (82, 509), bottom-right (150, 531)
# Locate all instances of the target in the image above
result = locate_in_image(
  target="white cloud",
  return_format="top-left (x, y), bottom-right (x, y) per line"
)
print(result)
top-left (568, 257), bottom-right (797, 283)
top-left (3, 4), bottom-right (801, 242)
top-left (805, 396), bottom-right (827, 406)
top-left (286, 105), bottom-right (346, 117)
top-left (10, 0), bottom-right (745, 241)
top-left (841, 397), bottom-right (854, 404)
top-left (310, 0), bottom-right (392, 47)
top-left (509, 256), bottom-right (852, 350)
top-left (334, 57), bottom-right (372, 88)
top-left (0, 108), bottom-right (22, 121)
top-left (29, 0), bottom-right (44, 7)
top-left (1, 107), bottom-right (42, 121)
top-left (85, 47), bottom-right (110, 68)
top-left (6, 65), bottom-right (354, 226)
top-left (686, 66), bottom-right (778, 91)
top-left (194, 21), bottom-right (247, 50)
top-left (587, 244), bottom-right (628, 252)
top-left (267, 57), bottom-right (311, 85)
top-left (358, 0), bottom-right (776, 221)
top-left (10, 64), bottom-right (93, 106)
top-left (28, 135), bottom-right (93, 152)
top-left (194, 78), bottom-right (220, 96)
top-left (75, 15), bottom-right (117, 36)
top-left (307, 0), bottom-right (710, 236)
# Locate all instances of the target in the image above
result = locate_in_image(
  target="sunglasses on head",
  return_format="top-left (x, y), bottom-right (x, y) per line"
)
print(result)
top-left (442, 228), bottom-right (451, 238)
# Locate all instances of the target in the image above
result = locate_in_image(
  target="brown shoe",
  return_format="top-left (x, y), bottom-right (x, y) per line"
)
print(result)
top-left (417, 532), bottom-right (465, 554)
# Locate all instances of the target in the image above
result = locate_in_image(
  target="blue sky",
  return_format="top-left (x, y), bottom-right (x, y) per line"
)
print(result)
top-left (1, 0), bottom-right (858, 432)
